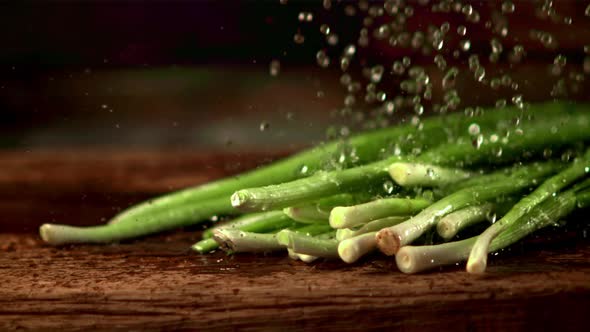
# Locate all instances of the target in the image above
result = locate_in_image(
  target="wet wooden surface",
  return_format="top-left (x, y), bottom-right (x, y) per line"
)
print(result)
top-left (1, 149), bottom-right (589, 331)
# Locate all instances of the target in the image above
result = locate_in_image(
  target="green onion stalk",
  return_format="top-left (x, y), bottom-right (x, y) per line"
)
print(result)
top-left (467, 149), bottom-right (590, 274)
top-left (375, 161), bottom-right (563, 256)
top-left (436, 203), bottom-right (493, 240)
top-left (283, 193), bottom-right (370, 224)
top-left (329, 197), bottom-right (430, 229)
top-left (335, 216), bottom-right (408, 241)
top-left (232, 111), bottom-right (590, 212)
top-left (38, 102), bottom-right (588, 245)
top-left (396, 189), bottom-right (586, 274)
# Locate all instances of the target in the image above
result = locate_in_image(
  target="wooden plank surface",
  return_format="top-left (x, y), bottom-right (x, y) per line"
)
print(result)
top-left (1, 149), bottom-right (589, 331)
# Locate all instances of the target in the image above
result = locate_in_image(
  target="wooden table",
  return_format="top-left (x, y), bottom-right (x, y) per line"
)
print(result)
top-left (1, 150), bottom-right (589, 331)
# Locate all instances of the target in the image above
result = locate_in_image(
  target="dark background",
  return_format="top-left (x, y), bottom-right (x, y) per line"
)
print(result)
top-left (1, 0), bottom-right (589, 150)
top-left (0, 0), bottom-right (350, 151)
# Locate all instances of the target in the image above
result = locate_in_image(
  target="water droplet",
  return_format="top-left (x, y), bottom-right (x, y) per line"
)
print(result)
top-left (490, 78), bottom-right (501, 89)
top-left (327, 33), bottom-right (339, 46)
top-left (344, 4), bottom-right (356, 16)
top-left (293, 32), bottom-right (305, 44)
top-left (322, 0), bottom-right (332, 10)
top-left (259, 122), bottom-right (269, 131)
top-left (383, 180), bottom-right (395, 194)
top-left (457, 25), bottom-right (467, 36)
top-left (554, 54), bottom-right (567, 67)
top-left (468, 123), bottom-right (481, 135)
top-left (586, 4), bottom-right (590, 17)
top-left (340, 57), bottom-right (350, 71)
top-left (495, 99), bottom-right (507, 108)
top-left (402, 56), bottom-right (411, 67)
top-left (344, 94), bottom-right (356, 107)
top-left (374, 24), bottom-right (391, 40)
top-left (298, 12), bottom-right (314, 22)
top-left (423, 86), bottom-right (433, 100)
top-left (459, 39), bottom-right (471, 51)
top-left (540, 33), bottom-right (555, 49)
top-left (316, 50), bottom-right (330, 68)
top-left (320, 24), bottom-right (330, 35)
top-left (392, 61), bottom-right (405, 75)
top-left (343, 45), bottom-right (356, 58)
top-left (462, 4), bottom-right (473, 15)
top-left (434, 55), bottom-right (447, 70)
top-left (383, 101), bottom-right (395, 115)
top-left (467, 10), bottom-right (480, 23)
top-left (474, 67), bottom-right (486, 82)
top-left (414, 104), bottom-right (424, 115)
top-left (269, 60), bottom-right (280, 77)
top-left (370, 65), bottom-right (384, 83)
top-left (468, 54), bottom-right (480, 71)
top-left (501, 1), bottom-right (515, 14)
top-left (490, 38), bottom-right (503, 54)
top-left (442, 67), bottom-right (459, 90)
top-left (472, 135), bottom-right (483, 149)
top-left (510, 45), bottom-right (525, 63)
top-left (511, 94), bottom-right (524, 108)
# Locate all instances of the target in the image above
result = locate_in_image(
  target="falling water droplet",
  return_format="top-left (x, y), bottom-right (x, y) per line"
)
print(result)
top-left (457, 25), bottom-right (467, 36)
top-left (370, 65), bottom-right (384, 83)
top-left (316, 50), bottom-right (330, 67)
top-left (434, 55), bottom-right (447, 70)
top-left (459, 39), bottom-right (471, 51)
top-left (474, 67), bottom-right (486, 82)
top-left (554, 54), bottom-right (567, 67)
top-left (293, 32), bottom-right (305, 44)
top-left (501, 1), bottom-right (515, 14)
top-left (269, 60), bottom-right (280, 77)
top-left (383, 180), bottom-right (395, 194)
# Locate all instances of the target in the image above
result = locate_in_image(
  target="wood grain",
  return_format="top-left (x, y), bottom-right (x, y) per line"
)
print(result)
top-left (0, 149), bottom-right (589, 331)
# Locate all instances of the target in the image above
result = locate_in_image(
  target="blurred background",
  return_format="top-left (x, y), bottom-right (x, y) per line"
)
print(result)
top-left (1, 0), bottom-right (590, 151)
top-left (0, 0), bottom-right (350, 152)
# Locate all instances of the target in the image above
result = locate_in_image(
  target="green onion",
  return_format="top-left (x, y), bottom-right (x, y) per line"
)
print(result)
top-left (376, 161), bottom-right (562, 255)
top-left (335, 216), bottom-right (408, 241)
top-left (389, 162), bottom-right (473, 187)
top-left (190, 211), bottom-right (297, 253)
top-left (283, 193), bottom-right (367, 224)
top-left (397, 190), bottom-right (579, 274)
top-left (39, 102), bottom-right (588, 245)
top-left (277, 230), bottom-right (339, 258)
top-left (213, 230), bottom-right (283, 253)
top-left (436, 203), bottom-right (493, 240)
top-left (329, 197), bottom-right (430, 229)
top-left (338, 232), bottom-right (378, 263)
top-left (231, 111), bottom-right (590, 212)
top-left (467, 149), bottom-right (590, 274)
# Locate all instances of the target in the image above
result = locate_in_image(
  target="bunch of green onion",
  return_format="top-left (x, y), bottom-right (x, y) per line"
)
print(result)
top-left (40, 102), bottom-right (590, 274)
